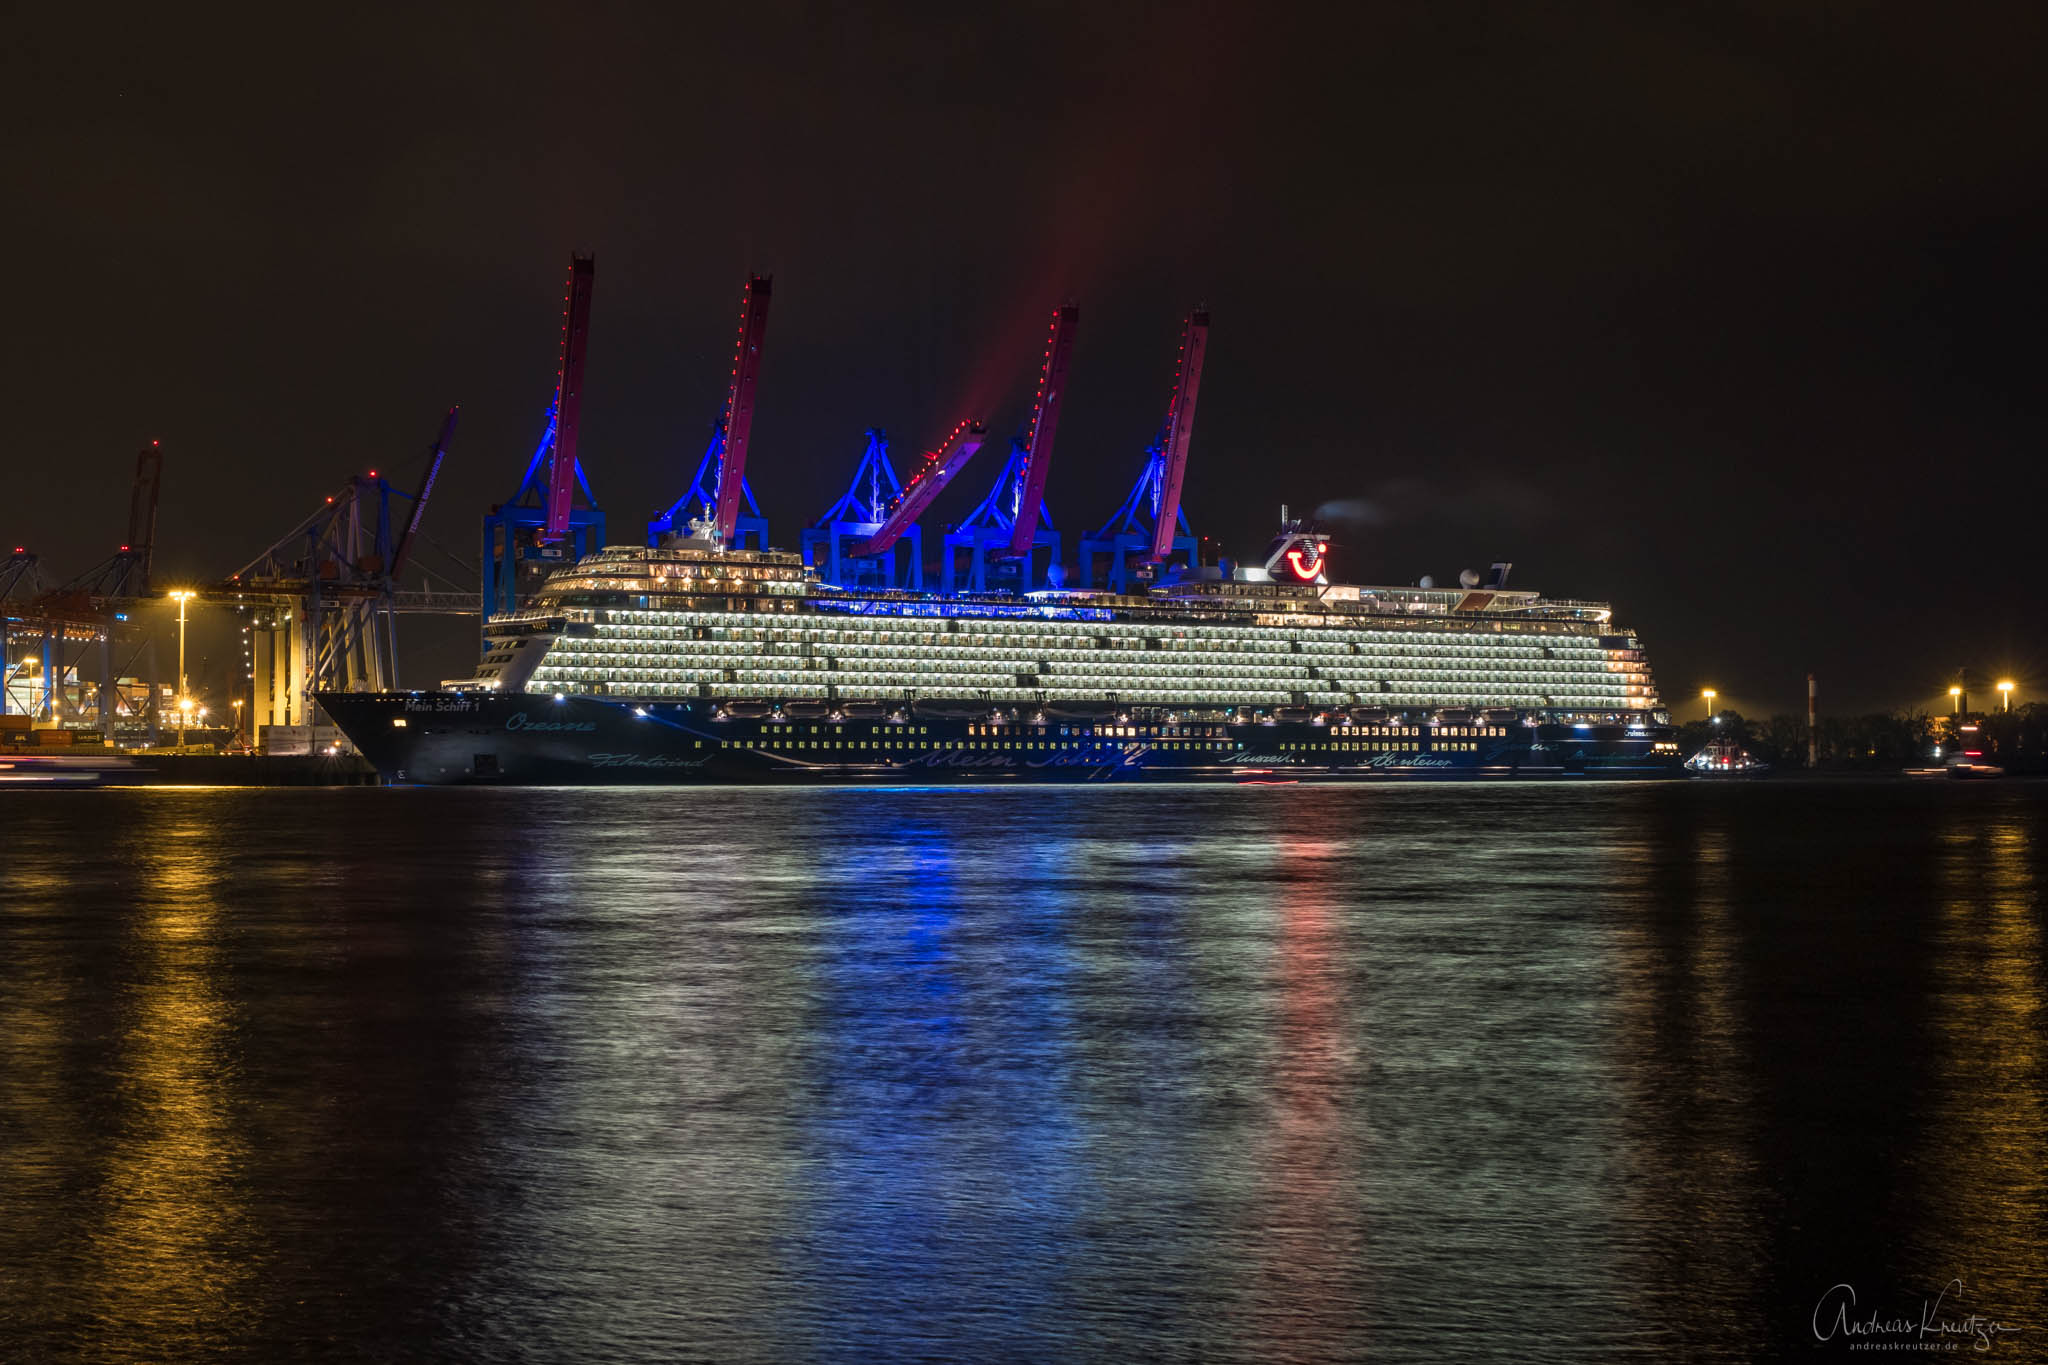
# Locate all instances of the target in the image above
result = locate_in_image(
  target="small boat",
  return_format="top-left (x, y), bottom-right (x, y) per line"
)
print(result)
top-left (0, 753), bottom-right (144, 785)
top-left (1909, 744), bottom-right (2008, 780)
top-left (1685, 735), bottom-right (1770, 778)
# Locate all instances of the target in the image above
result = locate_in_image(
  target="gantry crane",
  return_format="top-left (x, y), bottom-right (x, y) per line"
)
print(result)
top-left (1007, 305), bottom-right (1079, 560)
top-left (850, 419), bottom-right (989, 558)
top-left (941, 435), bottom-right (1057, 593)
top-left (0, 547), bottom-right (46, 719)
top-left (392, 407), bottom-right (457, 581)
top-left (63, 442), bottom-right (164, 599)
top-left (484, 255), bottom-right (605, 632)
top-left (943, 305), bottom-right (1078, 592)
top-left (1081, 309), bottom-right (1209, 590)
top-left (4, 444), bottom-right (170, 735)
top-left (802, 429), bottom-right (922, 589)
top-left (228, 411), bottom-right (473, 736)
top-left (648, 275), bottom-right (773, 550)
top-left (542, 256), bottom-right (594, 543)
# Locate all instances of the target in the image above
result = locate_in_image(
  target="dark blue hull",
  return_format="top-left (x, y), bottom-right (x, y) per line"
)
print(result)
top-left (319, 693), bottom-right (1683, 785)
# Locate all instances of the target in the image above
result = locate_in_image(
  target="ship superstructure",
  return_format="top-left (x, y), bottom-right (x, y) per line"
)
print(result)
top-left (472, 539), bottom-right (1655, 718)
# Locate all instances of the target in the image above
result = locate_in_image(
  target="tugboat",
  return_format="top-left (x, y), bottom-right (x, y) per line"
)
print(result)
top-left (1941, 753), bottom-right (2007, 780)
top-left (1684, 734), bottom-right (1770, 778)
top-left (1906, 723), bottom-right (2007, 779)
top-left (1943, 722), bottom-right (2006, 778)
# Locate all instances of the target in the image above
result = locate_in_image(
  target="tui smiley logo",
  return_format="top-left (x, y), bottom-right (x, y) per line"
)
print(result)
top-left (1285, 541), bottom-right (1328, 580)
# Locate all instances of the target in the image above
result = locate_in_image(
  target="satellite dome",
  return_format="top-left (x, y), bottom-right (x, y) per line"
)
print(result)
top-left (1459, 568), bottom-right (1482, 588)
top-left (1418, 574), bottom-right (1436, 589)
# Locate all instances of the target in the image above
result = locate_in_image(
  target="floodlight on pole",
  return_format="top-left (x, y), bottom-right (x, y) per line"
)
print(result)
top-left (169, 589), bottom-right (196, 747)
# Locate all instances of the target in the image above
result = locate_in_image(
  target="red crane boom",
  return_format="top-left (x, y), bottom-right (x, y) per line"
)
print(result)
top-left (392, 405), bottom-right (457, 580)
top-left (541, 254), bottom-right (595, 543)
top-left (1005, 305), bottom-right (1079, 558)
top-left (852, 420), bottom-right (988, 557)
top-left (1145, 309), bottom-right (1209, 564)
top-left (712, 275), bottom-right (773, 546)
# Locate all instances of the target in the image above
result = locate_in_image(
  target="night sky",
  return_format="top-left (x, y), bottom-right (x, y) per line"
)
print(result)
top-left (7, 4), bottom-right (2043, 714)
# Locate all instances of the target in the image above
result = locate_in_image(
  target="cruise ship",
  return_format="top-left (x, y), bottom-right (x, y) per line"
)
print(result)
top-left (319, 519), bottom-right (1681, 784)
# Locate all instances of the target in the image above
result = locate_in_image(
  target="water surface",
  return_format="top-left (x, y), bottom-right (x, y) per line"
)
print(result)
top-left (3, 781), bottom-right (2044, 1360)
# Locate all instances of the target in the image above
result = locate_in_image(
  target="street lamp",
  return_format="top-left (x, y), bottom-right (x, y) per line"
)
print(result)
top-left (1948, 685), bottom-right (1963, 718)
top-left (169, 589), bottom-right (195, 746)
top-left (1702, 688), bottom-right (1717, 722)
top-left (231, 697), bottom-right (245, 746)
top-left (1998, 680), bottom-right (2014, 712)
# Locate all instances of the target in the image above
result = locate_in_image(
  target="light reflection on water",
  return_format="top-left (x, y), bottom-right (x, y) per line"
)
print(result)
top-left (0, 782), bottom-right (2043, 1362)
top-left (1907, 808), bottom-right (2047, 1326)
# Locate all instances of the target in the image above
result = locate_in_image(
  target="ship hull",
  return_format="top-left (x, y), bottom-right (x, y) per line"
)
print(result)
top-left (319, 692), bottom-right (1683, 785)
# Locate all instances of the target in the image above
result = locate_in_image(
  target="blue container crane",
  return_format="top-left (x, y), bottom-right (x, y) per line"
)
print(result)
top-left (483, 255), bottom-right (605, 636)
top-left (802, 429), bottom-right (923, 589)
top-left (1080, 310), bottom-right (1207, 590)
top-left (648, 275), bottom-right (773, 550)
